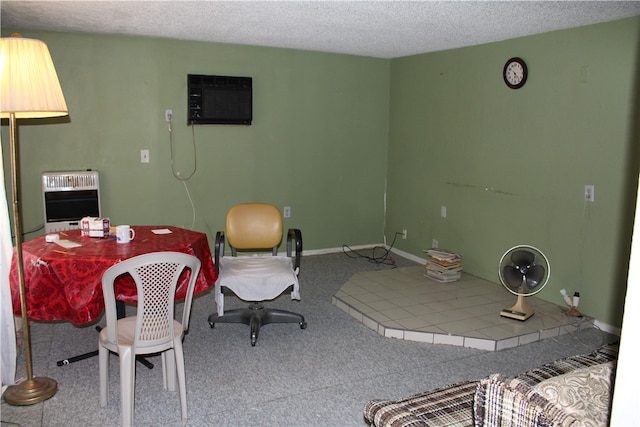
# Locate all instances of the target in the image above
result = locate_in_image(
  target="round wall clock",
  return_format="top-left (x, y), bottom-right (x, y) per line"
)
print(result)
top-left (503, 57), bottom-right (528, 89)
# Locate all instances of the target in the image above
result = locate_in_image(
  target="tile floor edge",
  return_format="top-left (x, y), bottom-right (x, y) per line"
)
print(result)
top-left (332, 295), bottom-right (574, 352)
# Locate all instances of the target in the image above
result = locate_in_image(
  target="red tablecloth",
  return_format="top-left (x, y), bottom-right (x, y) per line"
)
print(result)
top-left (9, 226), bottom-right (217, 325)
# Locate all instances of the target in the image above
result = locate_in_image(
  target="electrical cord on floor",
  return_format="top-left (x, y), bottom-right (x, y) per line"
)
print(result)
top-left (342, 231), bottom-right (403, 267)
top-left (547, 314), bottom-right (612, 350)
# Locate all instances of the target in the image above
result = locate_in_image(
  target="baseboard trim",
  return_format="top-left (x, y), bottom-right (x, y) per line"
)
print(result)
top-left (389, 247), bottom-right (427, 264)
top-left (303, 244), bottom-right (389, 256)
top-left (304, 244), bottom-right (427, 265)
top-left (593, 319), bottom-right (621, 336)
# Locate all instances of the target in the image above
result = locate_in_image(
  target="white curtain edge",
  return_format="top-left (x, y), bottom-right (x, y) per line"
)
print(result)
top-left (1, 132), bottom-right (17, 387)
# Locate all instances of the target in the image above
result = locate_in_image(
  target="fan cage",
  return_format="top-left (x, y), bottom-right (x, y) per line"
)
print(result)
top-left (498, 244), bottom-right (550, 297)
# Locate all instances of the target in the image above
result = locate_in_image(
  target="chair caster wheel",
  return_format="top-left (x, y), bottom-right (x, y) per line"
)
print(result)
top-left (209, 322), bottom-right (215, 328)
top-left (300, 321), bottom-right (307, 329)
top-left (251, 332), bottom-right (257, 347)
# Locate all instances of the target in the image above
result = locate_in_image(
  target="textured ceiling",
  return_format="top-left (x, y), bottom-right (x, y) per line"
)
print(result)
top-left (2, 1), bottom-right (640, 58)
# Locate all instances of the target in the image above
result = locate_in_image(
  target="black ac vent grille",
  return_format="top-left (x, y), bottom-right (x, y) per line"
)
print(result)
top-left (188, 74), bottom-right (252, 125)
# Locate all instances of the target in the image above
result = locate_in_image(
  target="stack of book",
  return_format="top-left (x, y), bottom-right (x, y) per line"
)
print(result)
top-left (424, 248), bottom-right (463, 283)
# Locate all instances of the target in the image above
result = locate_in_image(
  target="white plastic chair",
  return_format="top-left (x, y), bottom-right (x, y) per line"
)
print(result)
top-left (99, 251), bottom-right (201, 427)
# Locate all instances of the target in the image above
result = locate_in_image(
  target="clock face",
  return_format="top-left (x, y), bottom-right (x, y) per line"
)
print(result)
top-left (503, 57), bottom-right (528, 89)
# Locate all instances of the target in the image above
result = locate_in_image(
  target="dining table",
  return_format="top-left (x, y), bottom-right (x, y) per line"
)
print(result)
top-left (9, 225), bottom-right (218, 325)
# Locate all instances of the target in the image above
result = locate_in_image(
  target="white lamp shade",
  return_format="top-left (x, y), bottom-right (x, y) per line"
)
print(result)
top-left (0, 35), bottom-right (68, 119)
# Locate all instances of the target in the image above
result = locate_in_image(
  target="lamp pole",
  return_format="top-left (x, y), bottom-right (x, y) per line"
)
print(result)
top-left (3, 112), bottom-right (58, 405)
top-left (1, 33), bottom-right (68, 405)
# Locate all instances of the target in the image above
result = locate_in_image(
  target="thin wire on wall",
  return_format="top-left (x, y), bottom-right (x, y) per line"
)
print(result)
top-left (168, 122), bottom-right (197, 180)
top-left (168, 122), bottom-right (198, 229)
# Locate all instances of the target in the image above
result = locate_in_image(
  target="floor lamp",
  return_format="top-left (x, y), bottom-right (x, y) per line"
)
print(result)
top-left (1, 33), bottom-right (68, 405)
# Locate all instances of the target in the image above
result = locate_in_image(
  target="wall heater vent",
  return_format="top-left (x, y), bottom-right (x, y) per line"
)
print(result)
top-left (42, 170), bottom-right (101, 233)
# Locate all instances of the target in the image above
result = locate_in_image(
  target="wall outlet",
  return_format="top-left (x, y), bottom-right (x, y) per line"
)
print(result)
top-left (283, 206), bottom-right (291, 218)
top-left (140, 149), bottom-right (150, 163)
top-left (432, 238), bottom-right (438, 248)
top-left (165, 109), bottom-right (173, 123)
top-left (584, 185), bottom-right (595, 202)
top-left (441, 205), bottom-right (447, 218)
top-left (402, 229), bottom-right (407, 240)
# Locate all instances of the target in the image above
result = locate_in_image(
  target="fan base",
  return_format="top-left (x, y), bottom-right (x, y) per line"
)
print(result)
top-left (500, 294), bottom-right (535, 321)
top-left (500, 308), bottom-right (534, 321)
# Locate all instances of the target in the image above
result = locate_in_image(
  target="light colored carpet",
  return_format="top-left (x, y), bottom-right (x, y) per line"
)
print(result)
top-left (2, 252), bottom-right (614, 426)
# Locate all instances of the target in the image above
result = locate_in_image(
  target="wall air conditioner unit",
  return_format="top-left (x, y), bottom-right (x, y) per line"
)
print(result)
top-left (187, 74), bottom-right (252, 125)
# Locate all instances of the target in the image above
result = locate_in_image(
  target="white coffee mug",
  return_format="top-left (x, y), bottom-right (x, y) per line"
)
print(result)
top-left (116, 225), bottom-right (135, 244)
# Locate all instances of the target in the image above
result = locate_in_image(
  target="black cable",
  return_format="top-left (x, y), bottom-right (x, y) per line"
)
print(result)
top-left (24, 223), bottom-right (44, 235)
top-left (10, 223), bottom-right (44, 240)
top-left (342, 231), bottom-right (403, 267)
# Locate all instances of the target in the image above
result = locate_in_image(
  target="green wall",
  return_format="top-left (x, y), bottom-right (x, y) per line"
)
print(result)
top-left (386, 17), bottom-right (640, 327)
top-left (1, 30), bottom-right (391, 252)
top-left (3, 17), bottom-right (639, 328)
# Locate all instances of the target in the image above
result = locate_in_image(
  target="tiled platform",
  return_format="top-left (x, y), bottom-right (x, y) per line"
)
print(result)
top-left (332, 265), bottom-right (586, 351)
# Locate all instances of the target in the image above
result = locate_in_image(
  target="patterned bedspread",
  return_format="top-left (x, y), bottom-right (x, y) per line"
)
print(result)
top-left (363, 343), bottom-right (618, 427)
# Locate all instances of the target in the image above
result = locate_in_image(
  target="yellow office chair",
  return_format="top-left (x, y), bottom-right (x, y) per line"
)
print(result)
top-left (99, 252), bottom-right (201, 427)
top-left (208, 202), bottom-right (306, 346)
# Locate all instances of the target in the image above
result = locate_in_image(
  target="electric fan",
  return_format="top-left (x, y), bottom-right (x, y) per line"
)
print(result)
top-left (498, 245), bottom-right (550, 321)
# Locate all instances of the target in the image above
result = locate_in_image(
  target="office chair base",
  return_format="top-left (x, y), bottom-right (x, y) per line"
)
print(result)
top-left (208, 304), bottom-right (307, 346)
